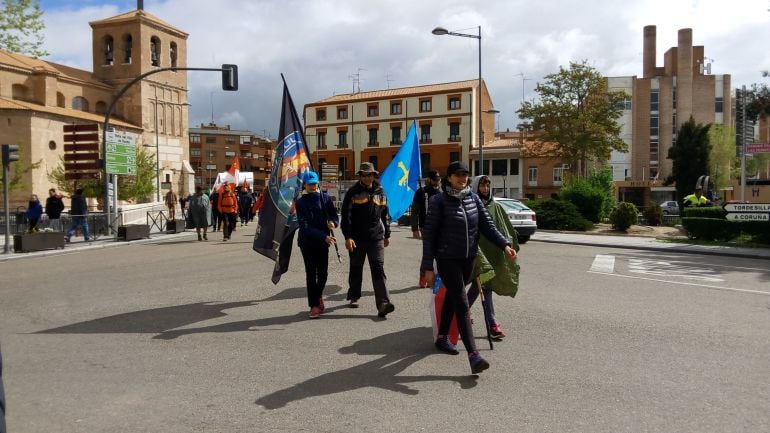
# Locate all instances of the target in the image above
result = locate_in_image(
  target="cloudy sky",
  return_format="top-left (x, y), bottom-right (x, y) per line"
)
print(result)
top-left (38, 0), bottom-right (770, 138)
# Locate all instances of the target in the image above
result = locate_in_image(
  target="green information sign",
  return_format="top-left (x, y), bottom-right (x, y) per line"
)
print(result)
top-left (106, 130), bottom-right (137, 175)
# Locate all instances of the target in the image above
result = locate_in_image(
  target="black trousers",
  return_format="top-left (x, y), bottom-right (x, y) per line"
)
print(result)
top-left (301, 245), bottom-right (329, 308)
top-left (346, 239), bottom-right (390, 307)
top-left (436, 257), bottom-right (477, 353)
top-left (222, 212), bottom-right (236, 238)
top-left (211, 210), bottom-right (220, 231)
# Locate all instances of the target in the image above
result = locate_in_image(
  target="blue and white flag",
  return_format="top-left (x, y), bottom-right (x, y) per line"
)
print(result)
top-left (380, 121), bottom-right (421, 221)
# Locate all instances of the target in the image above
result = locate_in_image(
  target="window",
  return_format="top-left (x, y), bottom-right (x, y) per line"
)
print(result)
top-left (122, 34), bottom-right (133, 64)
top-left (150, 36), bottom-right (161, 67)
top-left (419, 98), bottom-right (432, 112)
top-left (368, 128), bottom-right (378, 146)
top-left (449, 122), bottom-right (460, 141)
top-left (473, 160), bottom-right (490, 176)
top-left (367, 103), bottom-right (379, 117)
top-left (338, 157), bottom-right (348, 178)
top-left (240, 135), bottom-right (251, 144)
top-left (421, 153), bottom-right (431, 175)
top-left (103, 35), bottom-right (114, 65)
top-left (208, 150), bottom-right (216, 158)
top-left (206, 136), bottom-right (216, 144)
top-left (650, 115), bottom-right (659, 137)
top-left (650, 138), bottom-right (659, 159)
top-left (391, 101), bottom-right (402, 115)
top-left (492, 159), bottom-right (507, 176)
top-left (225, 138), bottom-right (236, 145)
top-left (510, 159), bottom-right (520, 175)
top-left (190, 134), bottom-right (201, 143)
top-left (528, 167), bottom-right (538, 185)
top-left (169, 42), bottom-right (177, 68)
top-left (448, 96), bottom-right (461, 110)
top-left (672, 88), bottom-right (676, 110)
top-left (190, 148), bottom-right (201, 157)
top-left (194, 176), bottom-right (202, 185)
top-left (318, 132), bottom-right (326, 149)
top-left (72, 96), bottom-right (89, 112)
top-left (369, 156), bottom-right (378, 170)
top-left (650, 168), bottom-right (659, 180)
top-left (316, 108), bottom-right (326, 121)
top-left (225, 151), bottom-right (236, 157)
top-left (338, 131), bottom-right (347, 148)
top-left (715, 97), bottom-right (723, 113)
top-left (337, 107), bottom-right (347, 120)
top-left (553, 167), bottom-right (564, 185)
top-left (391, 126), bottom-right (401, 145)
top-left (420, 124), bottom-right (431, 142)
top-left (450, 152), bottom-right (460, 162)
top-left (650, 89), bottom-right (659, 112)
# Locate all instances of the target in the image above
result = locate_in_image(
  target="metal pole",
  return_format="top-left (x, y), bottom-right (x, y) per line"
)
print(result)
top-left (741, 85), bottom-right (746, 202)
top-left (3, 163), bottom-right (10, 254)
top-left (478, 25), bottom-right (483, 176)
top-left (154, 86), bottom-right (161, 202)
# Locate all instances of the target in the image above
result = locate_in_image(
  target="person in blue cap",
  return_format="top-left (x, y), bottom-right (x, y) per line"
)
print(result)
top-left (296, 171), bottom-right (339, 318)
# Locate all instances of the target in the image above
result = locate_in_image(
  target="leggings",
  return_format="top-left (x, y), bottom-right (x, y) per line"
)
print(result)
top-left (436, 257), bottom-right (477, 353)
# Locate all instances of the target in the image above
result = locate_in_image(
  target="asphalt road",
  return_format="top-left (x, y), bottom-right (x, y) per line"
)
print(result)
top-left (1, 226), bottom-right (768, 432)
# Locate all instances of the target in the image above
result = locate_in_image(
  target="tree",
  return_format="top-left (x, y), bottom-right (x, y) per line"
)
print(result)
top-left (47, 146), bottom-right (156, 203)
top-left (0, 0), bottom-right (48, 58)
top-left (666, 117), bottom-right (710, 205)
top-left (0, 146), bottom-right (42, 201)
top-left (707, 124), bottom-right (736, 192)
top-left (517, 60), bottom-right (628, 176)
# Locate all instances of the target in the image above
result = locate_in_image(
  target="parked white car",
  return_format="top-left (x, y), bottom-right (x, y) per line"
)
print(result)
top-left (495, 198), bottom-right (537, 244)
top-left (660, 200), bottom-right (680, 215)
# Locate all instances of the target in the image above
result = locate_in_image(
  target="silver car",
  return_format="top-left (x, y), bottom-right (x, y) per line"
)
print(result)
top-left (660, 200), bottom-right (679, 215)
top-left (495, 198), bottom-right (537, 244)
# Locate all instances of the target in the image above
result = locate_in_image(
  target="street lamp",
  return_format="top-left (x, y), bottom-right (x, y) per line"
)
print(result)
top-left (432, 25), bottom-right (483, 172)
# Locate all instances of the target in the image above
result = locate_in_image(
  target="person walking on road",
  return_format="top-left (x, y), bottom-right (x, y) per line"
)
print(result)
top-left (209, 189), bottom-right (220, 232)
top-left (188, 185), bottom-right (211, 241)
top-left (25, 194), bottom-right (43, 233)
top-left (411, 169), bottom-right (442, 239)
top-left (420, 161), bottom-right (517, 374)
top-left (217, 185), bottom-right (238, 241)
top-left (45, 188), bottom-right (65, 231)
top-left (238, 186), bottom-right (254, 226)
top-left (65, 188), bottom-right (90, 242)
top-left (165, 188), bottom-right (178, 219)
top-left (296, 171), bottom-right (339, 319)
top-left (340, 162), bottom-right (395, 318)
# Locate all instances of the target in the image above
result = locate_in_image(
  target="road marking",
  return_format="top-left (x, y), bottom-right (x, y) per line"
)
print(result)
top-left (590, 254), bottom-right (615, 274)
top-left (628, 258), bottom-right (724, 283)
top-left (587, 271), bottom-right (770, 297)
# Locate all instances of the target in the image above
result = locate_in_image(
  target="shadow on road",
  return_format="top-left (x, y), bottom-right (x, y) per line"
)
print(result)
top-left (255, 326), bottom-right (478, 409)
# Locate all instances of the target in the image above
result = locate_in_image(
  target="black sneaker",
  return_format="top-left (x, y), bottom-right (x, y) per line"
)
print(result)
top-left (377, 302), bottom-right (395, 318)
top-left (434, 336), bottom-right (460, 355)
top-left (348, 298), bottom-right (359, 308)
top-left (469, 351), bottom-right (490, 374)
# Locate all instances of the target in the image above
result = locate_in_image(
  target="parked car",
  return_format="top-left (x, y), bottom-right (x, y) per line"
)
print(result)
top-left (495, 198), bottom-right (537, 244)
top-left (660, 200), bottom-right (680, 215)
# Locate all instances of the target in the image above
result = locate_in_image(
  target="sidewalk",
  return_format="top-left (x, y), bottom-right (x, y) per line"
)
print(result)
top-left (532, 230), bottom-right (770, 260)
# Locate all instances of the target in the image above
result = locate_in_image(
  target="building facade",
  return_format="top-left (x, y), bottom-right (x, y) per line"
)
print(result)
top-left (303, 80), bottom-right (495, 179)
top-left (188, 123), bottom-right (273, 192)
top-left (0, 4), bottom-right (191, 208)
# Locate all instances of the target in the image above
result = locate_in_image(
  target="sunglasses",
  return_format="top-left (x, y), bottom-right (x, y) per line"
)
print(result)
top-left (360, 173), bottom-right (375, 178)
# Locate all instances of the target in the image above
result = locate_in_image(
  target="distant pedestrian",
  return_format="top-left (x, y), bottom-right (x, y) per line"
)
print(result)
top-left (420, 161), bottom-right (517, 374)
top-left (411, 169), bottom-right (441, 239)
top-left (238, 187), bottom-right (254, 226)
top-left (188, 185), bottom-right (211, 241)
top-left (65, 188), bottom-right (91, 242)
top-left (217, 185), bottom-right (238, 241)
top-left (340, 162), bottom-right (395, 318)
top-left (296, 171), bottom-right (339, 319)
top-left (25, 194), bottom-right (43, 233)
top-left (683, 187), bottom-right (711, 207)
top-left (45, 188), bottom-right (65, 231)
top-left (165, 188), bottom-right (178, 219)
top-left (210, 189), bottom-right (220, 232)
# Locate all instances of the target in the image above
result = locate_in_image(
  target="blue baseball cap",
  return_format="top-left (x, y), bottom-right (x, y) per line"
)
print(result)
top-left (304, 171), bottom-right (319, 184)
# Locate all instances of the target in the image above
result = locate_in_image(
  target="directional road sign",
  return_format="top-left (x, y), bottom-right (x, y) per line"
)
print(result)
top-left (725, 213), bottom-right (769, 222)
top-left (723, 203), bottom-right (770, 213)
top-left (106, 130), bottom-right (137, 175)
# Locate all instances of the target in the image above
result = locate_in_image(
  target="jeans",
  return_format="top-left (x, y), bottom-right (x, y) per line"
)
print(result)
top-left (346, 239), bottom-right (390, 307)
top-left (66, 216), bottom-right (90, 240)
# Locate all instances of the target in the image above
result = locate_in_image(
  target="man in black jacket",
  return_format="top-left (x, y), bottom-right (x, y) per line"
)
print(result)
top-left (65, 188), bottom-right (90, 242)
top-left (340, 162), bottom-right (394, 318)
top-left (410, 169), bottom-right (441, 239)
top-left (45, 188), bottom-right (65, 231)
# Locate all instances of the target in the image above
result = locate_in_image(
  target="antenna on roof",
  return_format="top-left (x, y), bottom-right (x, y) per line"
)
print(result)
top-left (385, 73), bottom-right (395, 89)
top-left (348, 67), bottom-right (366, 93)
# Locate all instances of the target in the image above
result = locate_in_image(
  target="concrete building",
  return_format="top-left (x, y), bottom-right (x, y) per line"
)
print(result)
top-left (0, 3), bottom-right (192, 208)
top-left (303, 79), bottom-right (495, 179)
top-left (188, 123), bottom-right (273, 192)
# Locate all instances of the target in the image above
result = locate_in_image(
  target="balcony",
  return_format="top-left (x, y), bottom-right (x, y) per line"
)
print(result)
top-left (366, 141), bottom-right (379, 148)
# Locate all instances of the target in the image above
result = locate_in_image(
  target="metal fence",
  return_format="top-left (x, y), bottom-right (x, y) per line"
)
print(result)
top-left (0, 211), bottom-right (109, 239)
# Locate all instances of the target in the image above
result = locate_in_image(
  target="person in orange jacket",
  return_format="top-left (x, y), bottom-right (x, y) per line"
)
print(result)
top-left (217, 185), bottom-right (238, 241)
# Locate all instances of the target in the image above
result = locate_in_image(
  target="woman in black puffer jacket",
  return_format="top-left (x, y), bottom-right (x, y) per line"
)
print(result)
top-left (420, 161), bottom-right (517, 374)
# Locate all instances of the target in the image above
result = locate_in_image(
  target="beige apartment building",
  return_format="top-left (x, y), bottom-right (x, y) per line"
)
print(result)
top-left (0, 4), bottom-right (191, 208)
top-left (188, 123), bottom-right (273, 192)
top-left (303, 80), bottom-right (495, 179)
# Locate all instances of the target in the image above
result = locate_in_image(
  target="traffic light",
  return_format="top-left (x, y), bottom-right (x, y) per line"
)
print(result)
top-left (221, 64), bottom-right (238, 91)
top-left (1, 144), bottom-right (19, 166)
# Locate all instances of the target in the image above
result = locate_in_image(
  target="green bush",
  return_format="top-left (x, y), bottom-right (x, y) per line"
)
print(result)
top-left (642, 204), bottom-right (663, 226)
top-left (527, 199), bottom-right (593, 231)
top-left (733, 221), bottom-right (770, 244)
top-left (682, 206), bottom-right (725, 219)
top-left (682, 217), bottom-right (740, 241)
top-left (560, 179), bottom-right (605, 223)
top-left (609, 202), bottom-right (638, 231)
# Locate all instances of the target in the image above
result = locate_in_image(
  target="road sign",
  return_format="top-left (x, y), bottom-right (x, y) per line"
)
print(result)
top-left (723, 203), bottom-right (770, 213)
top-left (106, 130), bottom-right (137, 175)
top-left (746, 143), bottom-right (770, 154)
top-left (63, 124), bottom-right (101, 180)
top-left (725, 213), bottom-right (769, 222)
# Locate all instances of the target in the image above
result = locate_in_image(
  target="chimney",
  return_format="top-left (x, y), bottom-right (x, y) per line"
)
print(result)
top-left (643, 25), bottom-right (656, 78)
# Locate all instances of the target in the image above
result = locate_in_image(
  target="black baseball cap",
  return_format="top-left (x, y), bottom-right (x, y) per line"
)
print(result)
top-left (446, 161), bottom-right (469, 176)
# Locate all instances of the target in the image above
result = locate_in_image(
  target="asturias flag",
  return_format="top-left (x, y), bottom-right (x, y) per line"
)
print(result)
top-left (379, 120), bottom-right (421, 221)
top-left (252, 75), bottom-right (313, 284)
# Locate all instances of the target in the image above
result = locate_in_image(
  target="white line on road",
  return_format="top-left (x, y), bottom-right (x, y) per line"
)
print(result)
top-left (587, 270), bottom-right (770, 297)
top-left (589, 254), bottom-right (616, 274)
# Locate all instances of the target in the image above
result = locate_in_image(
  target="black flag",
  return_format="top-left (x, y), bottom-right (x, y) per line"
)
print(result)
top-left (253, 76), bottom-right (313, 284)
